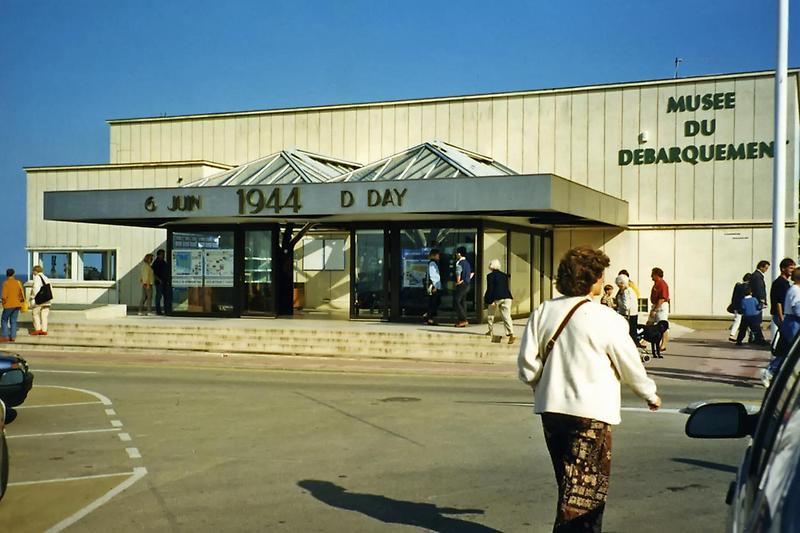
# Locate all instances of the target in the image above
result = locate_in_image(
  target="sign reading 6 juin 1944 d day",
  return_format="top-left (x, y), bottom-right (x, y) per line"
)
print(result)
top-left (618, 91), bottom-right (774, 166)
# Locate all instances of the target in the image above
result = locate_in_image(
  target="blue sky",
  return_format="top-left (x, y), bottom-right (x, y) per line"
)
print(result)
top-left (0, 0), bottom-right (797, 274)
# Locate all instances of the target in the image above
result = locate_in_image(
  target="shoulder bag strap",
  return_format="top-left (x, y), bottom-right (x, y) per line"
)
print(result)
top-left (542, 298), bottom-right (590, 365)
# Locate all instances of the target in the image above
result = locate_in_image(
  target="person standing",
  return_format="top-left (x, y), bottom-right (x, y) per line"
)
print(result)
top-left (151, 249), bottom-right (170, 316)
top-left (138, 254), bottom-right (155, 316)
top-left (728, 273), bottom-right (752, 342)
top-left (424, 249), bottom-right (442, 326)
top-left (453, 247), bottom-right (473, 328)
top-left (29, 265), bottom-right (52, 335)
top-left (762, 269), bottom-right (800, 387)
top-left (750, 260), bottom-right (770, 329)
top-left (615, 274), bottom-right (638, 340)
top-left (770, 257), bottom-right (796, 339)
top-left (484, 258), bottom-right (514, 343)
top-left (617, 269), bottom-right (640, 299)
top-left (1, 269), bottom-right (25, 342)
top-left (648, 267), bottom-right (670, 352)
top-left (518, 245), bottom-right (660, 532)
top-left (600, 285), bottom-right (616, 308)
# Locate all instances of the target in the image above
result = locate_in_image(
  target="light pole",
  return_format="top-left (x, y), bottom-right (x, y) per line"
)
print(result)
top-left (771, 0), bottom-right (788, 287)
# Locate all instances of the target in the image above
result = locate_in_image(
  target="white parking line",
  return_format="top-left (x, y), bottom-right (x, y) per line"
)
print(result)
top-left (45, 467), bottom-right (148, 533)
top-left (9, 470), bottom-right (135, 487)
top-left (110, 420), bottom-right (123, 428)
top-left (37, 385), bottom-right (113, 406)
top-left (35, 369), bottom-right (99, 375)
top-left (126, 448), bottom-right (141, 459)
top-left (118, 433), bottom-right (131, 442)
top-left (8, 428), bottom-right (120, 439)
top-left (18, 401), bottom-right (102, 409)
top-left (105, 408), bottom-right (116, 416)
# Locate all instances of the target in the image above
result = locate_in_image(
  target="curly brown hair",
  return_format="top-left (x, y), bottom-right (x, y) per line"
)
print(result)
top-left (556, 245), bottom-right (610, 296)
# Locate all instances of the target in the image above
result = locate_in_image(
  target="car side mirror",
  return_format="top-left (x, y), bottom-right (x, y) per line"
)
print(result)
top-left (685, 402), bottom-right (758, 439)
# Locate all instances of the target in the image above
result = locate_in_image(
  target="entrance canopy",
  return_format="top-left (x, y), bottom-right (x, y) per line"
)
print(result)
top-left (44, 141), bottom-right (628, 228)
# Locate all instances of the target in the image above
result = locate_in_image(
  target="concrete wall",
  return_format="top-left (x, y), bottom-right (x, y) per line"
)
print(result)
top-left (26, 163), bottom-right (223, 307)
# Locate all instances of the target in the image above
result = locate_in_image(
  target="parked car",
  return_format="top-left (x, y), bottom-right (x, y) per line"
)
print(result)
top-left (0, 351), bottom-right (33, 408)
top-left (686, 332), bottom-right (800, 531)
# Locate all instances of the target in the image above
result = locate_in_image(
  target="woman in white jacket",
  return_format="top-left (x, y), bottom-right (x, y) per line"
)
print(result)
top-left (30, 265), bottom-right (53, 335)
top-left (518, 246), bottom-right (661, 532)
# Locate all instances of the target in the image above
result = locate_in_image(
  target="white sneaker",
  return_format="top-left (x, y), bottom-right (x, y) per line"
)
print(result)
top-left (760, 368), bottom-right (773, 388)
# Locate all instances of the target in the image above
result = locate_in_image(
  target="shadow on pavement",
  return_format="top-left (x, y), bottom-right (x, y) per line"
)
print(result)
top-left (671, 457), bottom-right (738, 474)
top-left (297, 480), bottom-right (502, 533)
top-left (647, 367), bottom-right (759, 388)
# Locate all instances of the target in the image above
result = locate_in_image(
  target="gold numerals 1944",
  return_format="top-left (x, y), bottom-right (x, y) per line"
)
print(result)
top-left (236, 187), bottom-right (302, 215)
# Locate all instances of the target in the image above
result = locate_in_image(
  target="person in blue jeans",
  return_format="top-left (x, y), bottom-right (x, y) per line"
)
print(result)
top-left (736, 287), bottom-right (767, 346)
top-left (1, 268), bottom-right (25, 343)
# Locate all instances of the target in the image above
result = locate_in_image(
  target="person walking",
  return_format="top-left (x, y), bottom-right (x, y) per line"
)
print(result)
top-left (728, 273), bottom-right (752, 342)
top-left (749, 260), bottom-right (770, 334)
top-left (1, 269), bottom-right (25, 342)
top-left (29, 265), bottom-right (52, 335)
top-left (138, 253), bottom-right (155, 316)
top-left (770, 258), bottom-right (796, 339)
top-left (423, 249), bottom-right (442, 326)
top-left (762, 269), bottom-right (800, 387)
top-left (484, 258), bottom-right (514, 344)
top-left (647, 267), bottom-right (670, 352)
top-left (615, 274), bottom-right (638, 340)
top-left (617, 269), bottom-right (640, 299)
top-left (453, 247), bottom-right (473, 328)
top-left (736, 287), bottom-right (767, 346)
top-left (518, 245), bottom-right (660, 532)
top-left (152, 249), bottom-right (169, 315)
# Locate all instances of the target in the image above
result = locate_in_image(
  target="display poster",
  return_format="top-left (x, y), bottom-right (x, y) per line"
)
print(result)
top-left (303, 238), bottom-right (325, 271)
top-left (203, 249), bottom-right (235, 287)
top-left (323, 239), bottom-right (346, 271)
top-left (401, 247), bottom-right (430, 288)
top-left (172, 250), bottom-right (203, 287)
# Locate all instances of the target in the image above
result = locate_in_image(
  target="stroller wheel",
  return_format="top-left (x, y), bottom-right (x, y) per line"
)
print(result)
top-left (642, 354), bottom-right (651, 363)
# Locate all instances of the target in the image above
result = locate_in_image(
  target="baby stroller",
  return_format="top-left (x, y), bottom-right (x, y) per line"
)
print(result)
top-left (635, 320), bottom-right (669, 362)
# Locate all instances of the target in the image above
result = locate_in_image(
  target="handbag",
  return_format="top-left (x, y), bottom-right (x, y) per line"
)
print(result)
top-left (726, 303), bottom-right (735, 314)
top-left (541, 298), bottom-right (591, 366)
top-left (18, 281), bottom-right (28, 313)
top-left (34, 275), bottom-right (53, 305)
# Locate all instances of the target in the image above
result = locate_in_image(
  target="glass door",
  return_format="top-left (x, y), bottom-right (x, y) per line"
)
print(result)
top-left (353, 230), bottom-right (386, 318)
top-left (243, 230), bottom-right (274, 315)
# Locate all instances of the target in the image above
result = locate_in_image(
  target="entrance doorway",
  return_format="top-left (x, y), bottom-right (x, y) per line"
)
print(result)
top-left (242, 230), bottom-right (274, 315)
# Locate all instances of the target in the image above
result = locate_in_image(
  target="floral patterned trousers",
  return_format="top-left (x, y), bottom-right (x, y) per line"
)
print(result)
top-left (541, 412), bottom-right (612, 533)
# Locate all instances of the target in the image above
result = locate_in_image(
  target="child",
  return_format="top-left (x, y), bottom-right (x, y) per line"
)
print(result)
top-left (736, 287), bottom-right (767, 345)
top-left (601, 284), bottom-right (616, 309)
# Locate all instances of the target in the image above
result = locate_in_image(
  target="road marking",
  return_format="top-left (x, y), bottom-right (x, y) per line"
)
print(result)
top-left (17, 401), bottom-right (102, 409)
top-left (9, 470), bottom-right (135, 487)
top-left (8, 428), bottom-right (120, 439)
top-left (105, 408), bottom-right (116, 416)
top-left (118, 433), bottom-right (131, 442)
top-left (44, 467), bottom-right (148, 533)
top-left (34, 369), bottom-right (99, 375)
top-left (126, 447), bottom-right (141, 459)
top-left (38, 385), bottom-right (113, 406)
top-left (110, 420), bottom-right (123, 428)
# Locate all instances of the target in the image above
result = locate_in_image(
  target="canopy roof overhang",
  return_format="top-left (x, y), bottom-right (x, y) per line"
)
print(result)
top-left (44, 173), bottom-right (628, 229)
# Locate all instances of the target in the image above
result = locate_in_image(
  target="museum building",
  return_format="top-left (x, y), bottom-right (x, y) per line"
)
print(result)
top-left (26, 69), bottom-right (800, 322)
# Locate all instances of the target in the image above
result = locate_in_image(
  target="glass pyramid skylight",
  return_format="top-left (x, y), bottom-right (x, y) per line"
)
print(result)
top-left (333, 140), bottom-right (516, 182)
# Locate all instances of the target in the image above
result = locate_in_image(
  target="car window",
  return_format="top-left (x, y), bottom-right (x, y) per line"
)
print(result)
top-left (751, 336), bottom-right (800, 477)
top-left (747, 375), bottom-right (800, 531)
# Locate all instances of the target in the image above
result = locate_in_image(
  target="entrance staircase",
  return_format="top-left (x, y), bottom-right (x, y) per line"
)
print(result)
top-left (7, 316), bottom-right (521, 364)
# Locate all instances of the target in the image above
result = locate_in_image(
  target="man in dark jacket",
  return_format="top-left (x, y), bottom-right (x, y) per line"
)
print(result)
top-left (484, 258), bottom-right (514, 343)
top-left (749, 260), bottom-right (770, 314)
top-left (770, 257), bottom-right (796, 339)
top-left (152, 249), bottom-right (170, 315)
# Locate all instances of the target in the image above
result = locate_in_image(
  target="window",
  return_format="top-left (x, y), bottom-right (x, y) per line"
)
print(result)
top-left (39, 252), bottom-right (72, 279)
top-left (80, 251), bottom-right (116, 281)
top-left (638, 298), bottom-right (649, 313)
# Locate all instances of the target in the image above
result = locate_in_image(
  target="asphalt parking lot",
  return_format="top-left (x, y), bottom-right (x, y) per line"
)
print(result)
top-left (1, 378), bottom-right (147, 532)
top-left (0, 352), bottom-right (764, 532)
